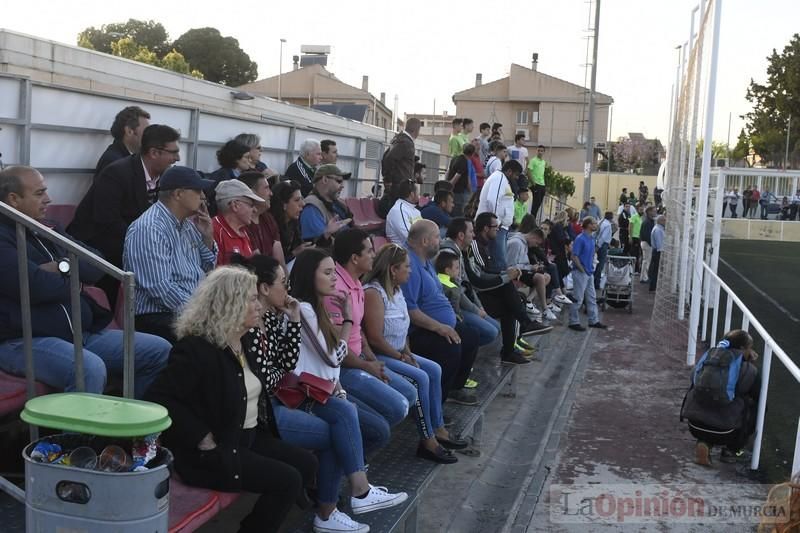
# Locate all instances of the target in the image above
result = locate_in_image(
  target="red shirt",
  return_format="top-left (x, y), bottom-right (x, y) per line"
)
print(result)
top-left (469, 153), bottom-right (486, 189)
top-left (212, 215), bottom-right (253, 265)
top-left (246, 212), bottom-right (281, 257)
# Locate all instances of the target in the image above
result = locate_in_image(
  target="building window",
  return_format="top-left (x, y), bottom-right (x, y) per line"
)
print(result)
top-left (516, 110), bottom-right (528, 125)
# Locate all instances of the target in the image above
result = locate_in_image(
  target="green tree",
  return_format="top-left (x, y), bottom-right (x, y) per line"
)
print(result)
top-left (78, 19), bottom-right (170, 57)
top-left (173, 28), bottom-right (257, 86)
top-left (744, 33), bottom-right (800, 168)
top-left (694, 139), bottom-right (729, 161)
top-left (730, 129), bottom-right (751, 167)
top-left (544, 165), bottom-right (576, 201)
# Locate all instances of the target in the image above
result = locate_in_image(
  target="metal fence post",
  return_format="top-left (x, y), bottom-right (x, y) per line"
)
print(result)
top-left (750, 345), bottom-right (772, 471)
top-left (68, 252), bottom-right (85, 392)
top-left (122, 273), bottom-right (136, 399)
top-left (15, 223), bottom-right (38, 441)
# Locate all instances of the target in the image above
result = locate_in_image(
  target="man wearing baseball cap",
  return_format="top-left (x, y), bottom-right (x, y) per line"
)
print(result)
top-left (123, 166), bottom-right (217, 343)
top-left (299, 164), bottom-right (353, 248)
top-left (212, 180), bottom-right (266, 265)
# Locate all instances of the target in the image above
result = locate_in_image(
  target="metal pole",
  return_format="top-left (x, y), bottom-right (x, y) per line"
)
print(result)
top-left (278, 38), bottom-right (286, 102)
top-left (68, 252), bottom-right (85, 392)
top-left (785, 114), bottom-right (792, 170)
top-left (751, 345), bottom-right (772, 471)
top-left (122, 273), bottom-right (136, 399)
top-left (688, 0), bottom-right (722, 367)
top-left (679, 6), bottom-right (701, 320)
top-left (606, 105), bottom-right (613, 181)
top-left (15, 223), bottom-right (38, 442)
top-left (726, 111), bottom-right (732, 162)
top-left (583, 0), bottom-right (601, 202)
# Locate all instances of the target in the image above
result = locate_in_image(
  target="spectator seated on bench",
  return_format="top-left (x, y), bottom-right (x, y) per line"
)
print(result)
top-left (300, 165), bottom-right (354, 249)
top-left (275, 249), bottom-right (409, 532)
top-left (0, 165), bottom-right (170, 398)
top-left (361, 239), bottom-right (468, 463)
top-left (145, 266), bottom-right (318, 533)
top-left (123, 166), bottom-right (217, 344)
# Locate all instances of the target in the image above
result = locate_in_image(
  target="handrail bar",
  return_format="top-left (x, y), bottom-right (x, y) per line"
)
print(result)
top-left (0, 200), bottom-right (137, 401)
top-left (701, 261), bottom-right (800, 476)
top-left (702, 263), bottom-right (800, 382)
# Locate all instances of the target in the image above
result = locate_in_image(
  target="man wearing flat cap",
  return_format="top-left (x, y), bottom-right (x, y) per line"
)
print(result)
top-left (123, 166), bottom-right (217, 344)
top-left (212, 180), bottom-right (266, 265)
top-left (299, 164), bottom-right (354, 248)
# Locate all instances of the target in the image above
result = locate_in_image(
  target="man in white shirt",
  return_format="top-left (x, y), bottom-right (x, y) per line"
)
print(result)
top-left (386, 179), bottom-right (422, 244)
top-left (484, 142), bottom-right (507, 176)
top-left (507, 133), bottom-right (529, 177)
top-left (594, 211), bottom-right (614, 290)
top-left (477, 160), bottom-right (523, 270)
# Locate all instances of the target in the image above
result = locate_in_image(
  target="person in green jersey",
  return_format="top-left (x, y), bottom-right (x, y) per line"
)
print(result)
top-left (629, 203), bottom-right (644, 273)
top-left (459, 118), bottom-right (474, 148)
top-left (513, 186), bottom-right (530, 227)
top-left (527, 145), bottom-right (547, 217)
top-left (448, 118), bottom-right (465, 158)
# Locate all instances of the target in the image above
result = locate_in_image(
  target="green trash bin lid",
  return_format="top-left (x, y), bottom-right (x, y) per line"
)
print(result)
top-left (21, 393), bottom-right (172, 437)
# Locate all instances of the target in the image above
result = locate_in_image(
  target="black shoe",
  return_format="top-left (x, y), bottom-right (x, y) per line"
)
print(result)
top-left (568, 324), bottom-right (587, 331)
top-left (588, 322), bottom-right (608, 329)
top-left (436, 435), bottom-right (469, 450)
top-left (520, 321), bottom-right (553, 336)
top-left (417, 443), bottom-right (458, 464)
top-left (447, 389), bottom-right (478, 406)
top-left (501, 351), bottom-right (533, 365)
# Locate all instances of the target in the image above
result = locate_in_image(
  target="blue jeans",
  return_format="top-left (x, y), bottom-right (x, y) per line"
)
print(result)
top-left (377, 354), bottom-right (443, 440)
top-left (461, 310), bottom-right (500, 346)
top-left (272, 396), bottom-right (364, 505)
top-left (594, 243), bottom-right (608, 289)
top-left (569, 270), bottom-right (599, 326)
top-left (488, 227), bottom-right (509, 270)
top-left (0, 330), bottom-right (170, 398)
top-left (339, 366), bottom-right (415, 427)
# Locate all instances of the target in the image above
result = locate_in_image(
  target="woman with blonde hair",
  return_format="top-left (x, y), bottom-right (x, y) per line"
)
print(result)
top-left (145, 266), bottom-right (317, 533)
top-left (363, 244), bottom-right (467, 464)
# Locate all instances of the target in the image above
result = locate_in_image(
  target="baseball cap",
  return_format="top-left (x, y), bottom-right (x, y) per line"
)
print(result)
top-left (313, 164), bottom-right (352, 181)
top-left (159, 166), bottom-right (215, 191)
top-left (215, 179), bottom-right (266, 204)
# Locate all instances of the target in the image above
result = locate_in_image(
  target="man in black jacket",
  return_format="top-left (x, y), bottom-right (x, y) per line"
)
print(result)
top-left (283, 139), bottom-right (322, 197)
top-left (639, 206), bottom-right (656, 284)
top-left (94, 106), bottom-right (151, 176)
top-left (464, 213), bottom-right (552, 365)
top-left (0, 166), bottom-right (169, 397)
top-left (69, 124), bottom-right (180, 302)
top-left (381, 118), bottom-right (421, 188)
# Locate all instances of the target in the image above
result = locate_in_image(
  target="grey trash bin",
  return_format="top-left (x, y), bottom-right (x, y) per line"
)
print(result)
top-left (20, 393), bottom-right (173, 533)
top-left (23, 435), bottom-right (172, 533)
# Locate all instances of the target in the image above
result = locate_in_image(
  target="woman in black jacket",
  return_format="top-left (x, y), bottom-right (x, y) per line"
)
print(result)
top-left (144, 266), bottom-right (317, 533)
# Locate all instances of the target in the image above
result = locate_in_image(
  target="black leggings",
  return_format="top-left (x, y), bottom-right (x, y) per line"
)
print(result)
top-left (409, 321), bottom-right (479, 398)
top-left (479, 282), bottom-right (530, 356)
top-left (238, 430), bottom-right (318, 533)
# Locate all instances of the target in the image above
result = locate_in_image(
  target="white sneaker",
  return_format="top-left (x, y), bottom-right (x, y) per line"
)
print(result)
top-left (314, 509), bottom-right (370, 533)
top-left (554, 294), bottom-right (573, 305)
top-left (548, 302), bottom-right (562, 313)
top-left (544, 308), bottom-right (558, 321)
top-left (351, 485), bottom-right (408, 515)
top-left (525, 302), bottom-right (542, 320)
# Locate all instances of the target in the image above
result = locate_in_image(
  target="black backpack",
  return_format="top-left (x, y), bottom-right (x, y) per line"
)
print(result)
top-left (691, 344), bottom-right (744, 408)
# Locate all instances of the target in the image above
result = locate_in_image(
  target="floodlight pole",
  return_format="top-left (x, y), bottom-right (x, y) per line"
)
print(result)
top-left (278, 38), bottom-right (286, 102)
top-left (786, 114), bottom-right (792, 169)
top-left (583, 0), bottom-right (601, 202)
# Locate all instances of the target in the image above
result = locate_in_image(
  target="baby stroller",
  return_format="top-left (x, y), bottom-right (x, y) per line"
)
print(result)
top-left (600, 256), bottom-right (635, 313)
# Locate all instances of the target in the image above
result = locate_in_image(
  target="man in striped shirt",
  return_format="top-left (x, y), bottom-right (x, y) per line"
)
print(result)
top-left (123, 166), bottom-right (217, 344)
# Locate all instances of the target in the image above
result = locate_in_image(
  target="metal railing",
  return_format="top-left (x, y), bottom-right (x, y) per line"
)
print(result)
top-left (0, 200), bottom-right (138, 502)
top-left (699, 261), bottom-right (800, 477)
top-left (0, 203), bottom-right (137, 412)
